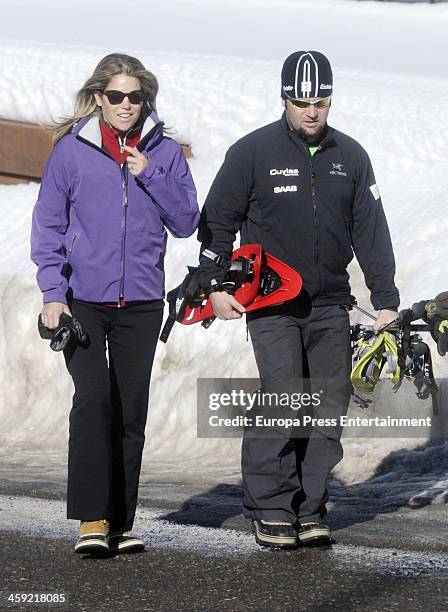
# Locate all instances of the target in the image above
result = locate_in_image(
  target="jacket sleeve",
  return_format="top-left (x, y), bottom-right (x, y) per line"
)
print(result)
top-left (135, 144), bottom-right (199, 238)
top-left (197, 143), bottom-right (252, 289)
top-left (30, 143), bottom-right (70, 304)
top-left (351, 149), bottom-right (400, 310)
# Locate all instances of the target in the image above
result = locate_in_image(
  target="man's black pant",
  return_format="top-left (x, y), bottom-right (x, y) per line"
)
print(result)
top-left (243, 304), bottom-right (352, 524)
top-left (63, 299), bottom-right (163, 531)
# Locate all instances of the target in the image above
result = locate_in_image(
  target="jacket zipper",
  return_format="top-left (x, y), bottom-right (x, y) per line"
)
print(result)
top-left (118, 163), bottom-right (129, 307)
top-left (68, 233), bottom-right (77, 253)
top-left (305, 145), bottom-right (321, 296)
top-left (77, 126), bottom-right (164, 307)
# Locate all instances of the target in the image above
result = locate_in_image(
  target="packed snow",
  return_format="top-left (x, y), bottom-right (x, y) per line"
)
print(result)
top-left (0, 495), bottom-right (258, 557)
top-left (0, 0), bottom-right (447, 509)
top-left (2, 495), bottom-right (448, 574)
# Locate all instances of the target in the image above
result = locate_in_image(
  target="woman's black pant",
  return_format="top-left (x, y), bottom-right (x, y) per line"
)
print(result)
top-left (63, 299), bottom-right (163, 531)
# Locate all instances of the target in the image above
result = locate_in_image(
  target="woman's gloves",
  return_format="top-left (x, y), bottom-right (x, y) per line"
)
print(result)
top-left (38, 313), bottom-right (88, 352)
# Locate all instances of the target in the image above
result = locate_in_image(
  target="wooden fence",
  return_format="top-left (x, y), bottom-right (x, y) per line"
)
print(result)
top-left (0, 118), bottom-right (192, 185)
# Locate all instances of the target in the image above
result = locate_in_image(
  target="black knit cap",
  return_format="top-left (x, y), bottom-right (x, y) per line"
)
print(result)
top-left (281, 51), bottom-right (333, 100)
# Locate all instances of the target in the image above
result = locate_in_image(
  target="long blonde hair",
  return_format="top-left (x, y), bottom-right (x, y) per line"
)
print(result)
top-left (48, 53), bottom-right (159, 144)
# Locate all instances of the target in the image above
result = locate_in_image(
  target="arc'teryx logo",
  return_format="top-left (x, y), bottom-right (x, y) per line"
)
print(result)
top-left (270, 168), bottom-right (299, 176)
top-left (330, 162), bottom-right (347, 177)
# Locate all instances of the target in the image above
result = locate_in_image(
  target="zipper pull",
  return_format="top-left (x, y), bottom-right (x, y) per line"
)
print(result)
top-left (119, 134), bottom-right (127, 154)
top-left (69, 234), bottom-right (76, 253)
top-left (123, 181), bottom-right (128, 207)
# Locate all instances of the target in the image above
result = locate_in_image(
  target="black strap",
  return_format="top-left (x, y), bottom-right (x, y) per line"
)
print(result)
top-left (413, 344), bottom-right (439, 415)
top-left (159, 267), bottom-right (204, 343)
top-left (200, 248), bottom-right (229, 269)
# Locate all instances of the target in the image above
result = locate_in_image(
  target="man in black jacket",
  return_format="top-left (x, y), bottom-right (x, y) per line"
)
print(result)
top-left (198, 51), bottom-right (399, 549)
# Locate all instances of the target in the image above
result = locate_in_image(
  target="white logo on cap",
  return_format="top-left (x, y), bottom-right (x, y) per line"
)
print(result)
top-left (301, 81), bottom-right (312, 93)
top-left (283, 85), bottom-right (294, 91)
top-left (320, 84), bottom-right (332, 90)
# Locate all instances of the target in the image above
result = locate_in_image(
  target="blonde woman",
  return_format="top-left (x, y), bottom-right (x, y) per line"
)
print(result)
top-left (31, 53), bottom-right (199, 554)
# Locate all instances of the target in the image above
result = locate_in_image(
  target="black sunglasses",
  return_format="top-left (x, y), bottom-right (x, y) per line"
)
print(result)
top-left (102, 90), bottom-right (146, 105)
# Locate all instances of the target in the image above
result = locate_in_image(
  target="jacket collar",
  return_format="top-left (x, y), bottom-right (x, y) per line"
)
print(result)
top-left (74, 110), bottom-right (163, 151)
top-left (280, 111), bottom-right (336, 152)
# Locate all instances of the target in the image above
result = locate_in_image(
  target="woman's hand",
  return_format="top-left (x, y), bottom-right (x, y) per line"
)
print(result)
top-left (123, 145), bottom-right (149, 176)
top-left (41, 302), bottom-right (72, 330)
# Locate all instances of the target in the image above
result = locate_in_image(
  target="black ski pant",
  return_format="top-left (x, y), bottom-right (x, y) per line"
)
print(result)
top-left (63, 299), bottom-right (163, 531)
top-left (243, 303), bottom-right (352, 524)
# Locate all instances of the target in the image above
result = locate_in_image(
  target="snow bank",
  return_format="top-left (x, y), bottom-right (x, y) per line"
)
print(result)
top-left (0, 25), bottom-right (447, 506)
top-left (2, 0), bottom-right (448, 77)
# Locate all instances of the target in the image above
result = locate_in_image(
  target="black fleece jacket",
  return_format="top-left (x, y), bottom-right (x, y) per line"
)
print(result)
top-left (198, 112), bottom-right (399, 310)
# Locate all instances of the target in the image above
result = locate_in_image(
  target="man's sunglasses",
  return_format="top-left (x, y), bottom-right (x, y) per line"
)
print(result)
top-left (288, 96), bottom-right (331, 109)
top-left (101, 90), bottom-right (146, 105)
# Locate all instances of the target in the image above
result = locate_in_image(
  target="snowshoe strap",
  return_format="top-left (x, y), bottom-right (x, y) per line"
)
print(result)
top-left (159, 268), bottom-right (203, 343)
top-left (201, 249), bottom-right (229, 269)
top-left (412, 346), bottom-right (439, 414)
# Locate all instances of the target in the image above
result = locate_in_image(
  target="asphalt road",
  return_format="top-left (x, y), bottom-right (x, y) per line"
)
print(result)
top-left (1, 530), bottom-right (448, 612)
top-left (1, 477), bottom-right (448, 612)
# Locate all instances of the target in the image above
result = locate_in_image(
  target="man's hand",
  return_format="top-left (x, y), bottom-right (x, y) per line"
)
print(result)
top-left (209, 291), bottom-right (245, 320)
top-left (123, 145), bottom-right (149, 176)
top-left (41, 301), bottom-right (72, 330)
top-left (373, 309), bottom-right (399, 333)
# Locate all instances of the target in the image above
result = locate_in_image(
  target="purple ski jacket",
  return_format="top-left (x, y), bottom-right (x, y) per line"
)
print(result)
top-left (31, 111), bottom-right (199, 305)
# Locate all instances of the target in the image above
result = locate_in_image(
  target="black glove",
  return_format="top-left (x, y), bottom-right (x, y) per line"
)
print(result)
top-left (428, 292), bottom-right (448, 319)
top-left (38, 313), bottom-right (88, 352)
top-left (429, 317), bottom-right (448, 357)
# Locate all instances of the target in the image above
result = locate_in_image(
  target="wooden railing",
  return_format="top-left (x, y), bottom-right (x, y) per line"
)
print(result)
top-left (0, 119), bottom-right (53, 184)
top-left (0, 118), bottom-right (192, 184)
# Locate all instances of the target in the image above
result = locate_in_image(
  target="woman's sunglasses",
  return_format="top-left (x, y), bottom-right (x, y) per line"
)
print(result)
top-left (288, 96), bottom-right (332, 109)
top-left (101, 90), bottom-right (146, 105)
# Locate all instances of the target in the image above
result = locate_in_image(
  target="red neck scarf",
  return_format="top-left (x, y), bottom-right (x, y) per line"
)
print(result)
top-left (99, 120), bottom-right (142, 165)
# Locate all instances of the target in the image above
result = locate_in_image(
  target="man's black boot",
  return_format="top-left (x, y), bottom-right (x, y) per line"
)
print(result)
top-left (252, 520), bottom-right (298, 549)
top-left (297, 521), bottom-right (332, 546)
